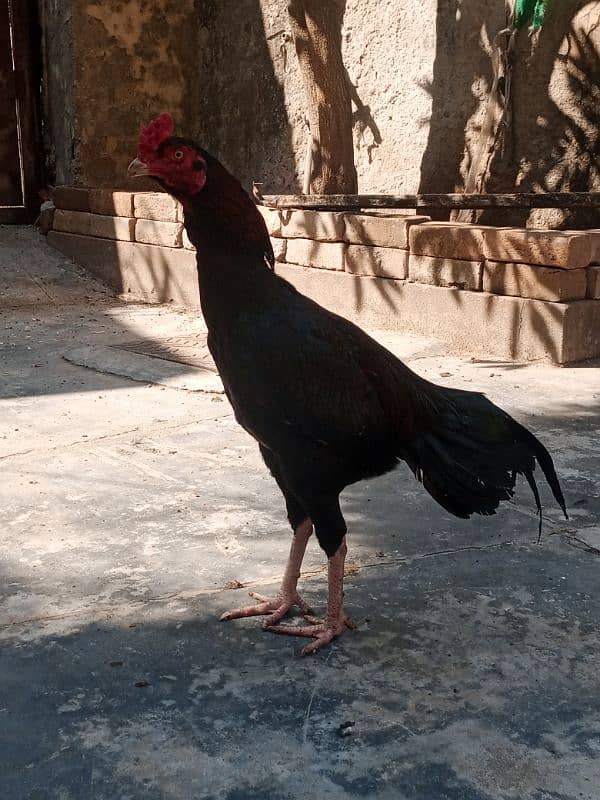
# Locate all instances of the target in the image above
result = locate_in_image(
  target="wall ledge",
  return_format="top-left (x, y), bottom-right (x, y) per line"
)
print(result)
top-left (48, 190), bottom-right (600, 363)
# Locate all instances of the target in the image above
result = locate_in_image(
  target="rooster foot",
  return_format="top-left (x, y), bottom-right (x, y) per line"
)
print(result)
top-left (266, 614), bottom-right (355, 655)
top-left (220, 591), bottom-right (314, 627)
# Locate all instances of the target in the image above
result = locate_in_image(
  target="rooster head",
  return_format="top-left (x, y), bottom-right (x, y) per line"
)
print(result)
top-left (127, 113), bottom-right (207, 197)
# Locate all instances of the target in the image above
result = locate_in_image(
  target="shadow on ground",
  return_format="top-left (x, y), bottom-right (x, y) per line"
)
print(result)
top-left (2, 226), bottom-right (600, 799)
top-left (2, 540), bottom-right (600, 800)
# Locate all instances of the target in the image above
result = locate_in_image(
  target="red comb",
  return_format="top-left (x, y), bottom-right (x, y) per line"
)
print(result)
top-left (138, 113), bottom-right (174, 161)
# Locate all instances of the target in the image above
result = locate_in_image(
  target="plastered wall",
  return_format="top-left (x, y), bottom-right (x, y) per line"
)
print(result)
top-left (41, 0), bottom-right (600, 227)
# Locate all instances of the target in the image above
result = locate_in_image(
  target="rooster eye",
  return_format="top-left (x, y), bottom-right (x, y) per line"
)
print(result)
top-left (174, 150), bottom-right (184, 160)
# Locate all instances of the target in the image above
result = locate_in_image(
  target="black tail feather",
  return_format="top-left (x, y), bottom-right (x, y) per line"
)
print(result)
top-left (522, 468), bottom-right (543, 541)
top-left (404, 384), bottom-right (568, 534)
top-left (509, 420), bottom-right (568, 520)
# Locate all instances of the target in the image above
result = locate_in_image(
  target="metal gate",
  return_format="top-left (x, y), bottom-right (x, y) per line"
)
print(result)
top-left (0, 0), bottom-right (40, 223)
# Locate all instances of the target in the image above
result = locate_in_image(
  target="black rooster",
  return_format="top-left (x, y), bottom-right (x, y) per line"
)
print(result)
top-left (128, 114), bottom-right (567, 654)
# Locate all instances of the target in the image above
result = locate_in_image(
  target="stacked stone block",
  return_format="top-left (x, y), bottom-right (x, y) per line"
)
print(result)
top-left (47, 186), bottom-right (600, 362)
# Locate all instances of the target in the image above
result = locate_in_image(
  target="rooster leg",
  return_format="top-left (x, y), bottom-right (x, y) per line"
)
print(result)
top-left (220, 518), bottom-right (314, 624)
top-left (267, 537), bottom-right (352, 655)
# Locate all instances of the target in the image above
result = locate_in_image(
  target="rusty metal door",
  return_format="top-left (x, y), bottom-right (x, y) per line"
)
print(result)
top-left (0, 0), bottom-right (40, 223)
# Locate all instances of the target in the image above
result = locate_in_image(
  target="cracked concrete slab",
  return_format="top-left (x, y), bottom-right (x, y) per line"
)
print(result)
top-left (1, 227), bottom-right (600, 800)
top-left (63, 343), bottom-right (224, 393)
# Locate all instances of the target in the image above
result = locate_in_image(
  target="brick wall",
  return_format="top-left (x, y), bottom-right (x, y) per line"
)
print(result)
top-left (263, 208), bottom-right (600, 303)
top-left (46, 187), bottom-right (600, 362)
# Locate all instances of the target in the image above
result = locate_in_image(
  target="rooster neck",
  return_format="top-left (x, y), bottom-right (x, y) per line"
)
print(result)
top-left (174, 157), bottom-right (276, 333)
top-left (183, 201), bottom-right (273, 333)
top-left (194, 245), bottom-right (275, 336)
top-left (183, 165), bottom-right (271, 261)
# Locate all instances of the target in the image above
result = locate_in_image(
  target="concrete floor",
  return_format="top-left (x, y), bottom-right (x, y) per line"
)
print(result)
top-left (1, 226), bottom-right (600, 800)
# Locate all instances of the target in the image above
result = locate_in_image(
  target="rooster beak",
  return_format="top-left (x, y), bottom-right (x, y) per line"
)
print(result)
top-left (127, 157), bottom-right (150, 178)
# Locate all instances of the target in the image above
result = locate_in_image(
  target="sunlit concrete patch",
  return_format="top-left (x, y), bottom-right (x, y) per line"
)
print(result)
top-left (63, 343), bottom-right (224, 393)
top-left (117, 334), bottom-right (217, 369)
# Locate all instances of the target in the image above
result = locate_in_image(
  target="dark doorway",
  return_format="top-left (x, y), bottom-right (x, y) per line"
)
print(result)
top-left (0, 0), bottom-right (41, 223)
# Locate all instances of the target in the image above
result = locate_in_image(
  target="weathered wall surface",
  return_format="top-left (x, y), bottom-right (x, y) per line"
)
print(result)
top-left (43, 0), bottom-right (600, 227)
top-left (40, 0), bottom-right (200, 188)
top-left (74, 0), bottom-right (200, 188)
top-left (39, 0), bottom-right (76, 186)
top-left (481, 1), bottom-right (600, 228)
top-left (193, 0), bottom-right (297, 192)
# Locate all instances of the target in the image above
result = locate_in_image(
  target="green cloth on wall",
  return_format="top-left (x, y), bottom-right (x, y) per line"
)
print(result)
top-left (515, 0), bottom-right (550, 29)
